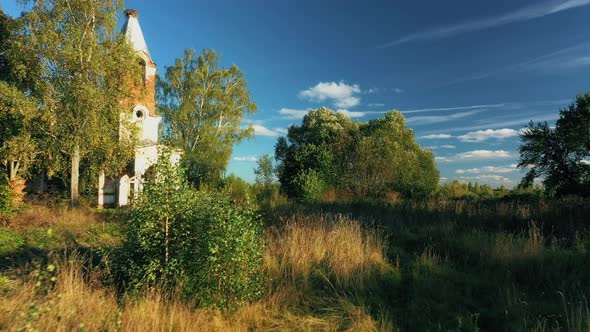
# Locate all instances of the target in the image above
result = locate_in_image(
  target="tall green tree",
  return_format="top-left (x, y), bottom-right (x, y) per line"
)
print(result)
top-left (518, 93), bottom-right (590, 195)
top-left (0, 81), bottom-right (38, 181)
top-left (275, 107), bottom-right (353, 198)
top-left (275, 108), bottom-right (439, 200)
top-left (17, 0), bottom-right (140, 205)
top-left (157, 48), bottom-right (257, 187)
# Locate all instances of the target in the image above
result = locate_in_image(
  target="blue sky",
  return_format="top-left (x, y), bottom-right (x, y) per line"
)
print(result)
top-left (4, 0), bottom-right (590, 186)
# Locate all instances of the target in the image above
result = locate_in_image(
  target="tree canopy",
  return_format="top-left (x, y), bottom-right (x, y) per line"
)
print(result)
top-left (275, 108), bottom-right (439, 200)
top-left (518, 92), bottom-right (590, 196)
top-left (157, 49), bottom-right (257, 187)
top-left (15, 0), bottom-right (141, 204)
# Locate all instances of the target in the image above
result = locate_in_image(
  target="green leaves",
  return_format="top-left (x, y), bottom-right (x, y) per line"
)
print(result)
top-left (157, 48), bottom-right (257, 187)
top-left (518, 92), bottom-right (590, 196)
top-left (275, 108), bottom-right (439, 200)
top-left (14, 0), bottom-right (140, 203)
top-left (119, 151), bottom-right (265, 311)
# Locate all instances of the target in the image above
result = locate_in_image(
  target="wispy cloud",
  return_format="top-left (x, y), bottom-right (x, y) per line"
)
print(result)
top-left (378, 0), bottom-right (590, 48)
top-left (437, 150), bottom-right (514, 162)
top-left (278, 108), bottom-right (310, 120)
top-left (406, 110), bottom-right (481, 125)
top-left (337, 109), bottom-right (366, 118)
top-left (368, 103), bottom-right (385, 107)
top-left (446, 42), bottom-right (590, 85)
top-left (233, 156), bottom-right (258, 162)
top-left (400, 103), bottom-right (505, 114)
top-left (299, 81), bottom-right (361, 108)
top-left (455, 150), bottom-right (514, 160)
top-left (252, 124), bottom-right (287, 137)
top-left (456, 164), bottom-right (518, 174)
top-left (425, 145), bottom-right (456, 150)
top-left (458, 128), bottom-right (519, 142)
top-left (457, 175), bottom-right (514, 183)
top-left (425, 112), bottom-right (561, 134)
top-left (420, 134), bottom-right (453, 139)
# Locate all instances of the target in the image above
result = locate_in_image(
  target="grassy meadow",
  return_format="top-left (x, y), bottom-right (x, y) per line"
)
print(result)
top-left (0, 197), bottom-right (589, 331)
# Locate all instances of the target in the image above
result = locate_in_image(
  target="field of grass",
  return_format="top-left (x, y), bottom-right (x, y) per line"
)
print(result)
top-left (1, 197), bottom-right (589, 331)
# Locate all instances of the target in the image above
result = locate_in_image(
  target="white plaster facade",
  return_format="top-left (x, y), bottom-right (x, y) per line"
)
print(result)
top-left (97, 9), bottom-right (181, 208)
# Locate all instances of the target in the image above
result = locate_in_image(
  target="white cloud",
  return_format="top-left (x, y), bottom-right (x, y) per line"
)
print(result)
top-left (299, 81), bottom-right (361, 108)
top-left (455, 150), bottom-right (513, 160)
top-left (426, 145), bottom-right (456, 150)
top-left (581, 159), bottom-right (590, 165)
top-left (406, 110), bottom-right (480, 125)
top-left (335, 96), bottom-right (361, 109)
top-left (426, 113), bottom-right (561, 134)
top-left (421, 134), bottom-right (453, 139)
top-left (458, 175), bottom-right (513, 183)
top-left (402, 103), bottom-right (505, 114)
top-left (437, 150), bottom-right (514, 163)
top-left (458, 128), bottom-right (519, 142)
top-left (278, 108), bottom-right (309, 120)
top-left (393, 88), bottom-right (404, 94)
top-left (456, 165), bottom-right (518, 174)
top-left (337, 109), bottom-right (366, 118)
top-left (233, 156), bottom-right (258, 162)
top-left (368, 103), bottom-right (385, 107)
top-left (378, 0), bottom-right (590, 48)
top-left (435, 156), bottom-right (452, 162)
top-left (252, 124), bottom-right (287, 137)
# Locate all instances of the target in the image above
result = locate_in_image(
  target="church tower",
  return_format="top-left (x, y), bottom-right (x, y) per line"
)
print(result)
top-left (121, 8), bottom-right (160, 145)
top-left (97, 9), bottom-right (180, 208)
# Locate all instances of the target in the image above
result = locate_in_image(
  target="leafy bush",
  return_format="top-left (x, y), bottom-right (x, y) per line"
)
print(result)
top-left (117, 152), bottom-right (265, 311)
top-left (293, 169), bottom-right (325, 202)
top-left (275, 108), bottom-right (439, 201)
top-left (0, 174), bottom-right (13, 218)
top-left (222, 174), bottom-right (254, 205)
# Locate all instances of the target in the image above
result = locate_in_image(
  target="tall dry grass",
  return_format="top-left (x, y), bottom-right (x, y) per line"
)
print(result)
top-left (266, 213), bottom-right (388, 288)
top-left (1, 214), bottom-right (394, 331)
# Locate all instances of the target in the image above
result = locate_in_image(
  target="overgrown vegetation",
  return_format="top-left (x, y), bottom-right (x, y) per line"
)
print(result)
top-left (1, 1), bottom-right (590, 331)
top-left (1, 196), bottom-right (589, 331)
top-left (275, 108), bottom-right (439, 201)
top-left (114, 152), bottom-right (265, 311)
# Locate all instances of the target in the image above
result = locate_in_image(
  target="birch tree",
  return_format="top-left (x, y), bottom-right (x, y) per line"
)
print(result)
top-left (157, 49), bottom-right (257, 187)
top-left (18, 0), bottom-right (139, 205)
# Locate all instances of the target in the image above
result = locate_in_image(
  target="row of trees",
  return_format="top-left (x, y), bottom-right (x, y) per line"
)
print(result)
top-left (275, 108), bottom-right (440, 200)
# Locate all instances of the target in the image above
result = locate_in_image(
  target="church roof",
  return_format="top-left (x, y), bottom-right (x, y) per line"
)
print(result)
top-left (121, 9), bottom-right (152, 61)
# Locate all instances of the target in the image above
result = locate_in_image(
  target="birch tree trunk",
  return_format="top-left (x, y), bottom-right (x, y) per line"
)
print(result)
top-left (70, 144), bottom-right (80, 206)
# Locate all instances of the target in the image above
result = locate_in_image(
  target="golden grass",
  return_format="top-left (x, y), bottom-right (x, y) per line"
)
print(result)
top-left (266, 213), bottom-right (388, 288)
top-left (8, 204), bottom-right (99, 229)
top-left (0, 256), bottom-right (118, 331)
top-left (0, 214), bottom-right (395, 331)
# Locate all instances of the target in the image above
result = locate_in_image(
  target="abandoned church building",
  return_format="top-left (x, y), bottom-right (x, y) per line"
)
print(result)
top-left (26, 9), bottom-right (180, 207)
top-left (94, 9), bottom-right (182, 208)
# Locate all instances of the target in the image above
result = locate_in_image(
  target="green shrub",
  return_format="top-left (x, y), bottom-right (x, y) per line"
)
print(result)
top-left (117, 151), bottom-right (265, 311)
top-left (182, 194), bottom-right (265, 310)
top-left (293, 169), bottom-right (325, 202)
top-left (0, 174), bottom-right (13, 218)
top-left (222, 174), bottom-right (254, 205)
